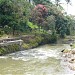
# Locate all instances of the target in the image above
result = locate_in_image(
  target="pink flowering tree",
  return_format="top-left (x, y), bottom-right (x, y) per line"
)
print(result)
top-left (30, 4), bottom-right (48, 31)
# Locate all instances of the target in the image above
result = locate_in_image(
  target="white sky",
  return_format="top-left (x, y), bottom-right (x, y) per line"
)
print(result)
top-left (51, 0), bottom-right (75, 15)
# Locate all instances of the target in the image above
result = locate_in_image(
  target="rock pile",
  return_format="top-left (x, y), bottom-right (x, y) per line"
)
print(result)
top-left (62, 49), bottom-right (75, 71)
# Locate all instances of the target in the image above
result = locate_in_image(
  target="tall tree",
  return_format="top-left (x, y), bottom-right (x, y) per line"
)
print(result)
top-left (55, 0), bottom-right (60, 6)
top-left (0, 0), bottom-right (32, 35)
top-left (30, 4), bottom-right (48, 31)
top-left (33, 0), bottom-right (52, 5)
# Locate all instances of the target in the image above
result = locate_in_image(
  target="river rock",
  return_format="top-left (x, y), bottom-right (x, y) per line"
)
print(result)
top-left (62, 48), bottom-right (75, 71)
top-left (69, 59), bottom-right (75, 63)
top-left (62, 49), bottom-right (71, 53)
top-left (71, 50), bottom-right (75, 55)
top-left (68, 63), bottom-right (75, 71)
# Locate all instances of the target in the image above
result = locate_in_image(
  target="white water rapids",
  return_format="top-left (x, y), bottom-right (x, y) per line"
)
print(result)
top-left (0, 44), bottom-right (75, 75)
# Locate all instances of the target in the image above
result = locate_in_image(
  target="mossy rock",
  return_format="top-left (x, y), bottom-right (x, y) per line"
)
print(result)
top-left (63, 49), bottom-right (70, 53)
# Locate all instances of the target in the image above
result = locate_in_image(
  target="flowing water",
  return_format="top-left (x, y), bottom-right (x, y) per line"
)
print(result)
top-left (0, 44), bottom-right (75, 75)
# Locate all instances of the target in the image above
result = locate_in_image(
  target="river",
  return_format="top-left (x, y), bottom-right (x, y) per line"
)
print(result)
top-left (0, 44), bottom-right (75, 75)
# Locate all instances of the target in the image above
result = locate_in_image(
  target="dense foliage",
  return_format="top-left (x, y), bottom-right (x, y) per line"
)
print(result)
top-left (0, 0), bottom-right (32, 35)
top-left (0, 0), bottom-right (75, 38)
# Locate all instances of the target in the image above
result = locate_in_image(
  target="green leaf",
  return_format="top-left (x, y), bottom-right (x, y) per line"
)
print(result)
top-left (27, 21), bottom-right (38, 29)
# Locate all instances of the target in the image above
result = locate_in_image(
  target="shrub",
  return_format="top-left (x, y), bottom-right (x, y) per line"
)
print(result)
top-left (0, 44), bottom-right (20, 55)
top-left (35, 36), bottom-right (43, 44)
top-left (22, 43), bottom-right (30, 49)
top-left (0, 30), bottom-right (4, 36)
top-left (50, 33), bottom-right (57, 43)
top-left (0, 47), bottom-right (6, 55)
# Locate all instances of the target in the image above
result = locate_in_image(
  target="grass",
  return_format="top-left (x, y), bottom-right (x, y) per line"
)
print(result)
top-left (0, 34), bottom-right (14, 39)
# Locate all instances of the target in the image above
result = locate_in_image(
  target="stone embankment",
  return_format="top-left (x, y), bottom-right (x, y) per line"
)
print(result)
top-left (0, 35), bottom-right (42, 55)
top-left (0, 38), bottom-right (23, 55)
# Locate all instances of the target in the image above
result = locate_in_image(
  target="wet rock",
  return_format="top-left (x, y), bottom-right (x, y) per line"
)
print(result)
top-left (61, 49), bottom-right (65, 52)
top-left (69, 59), bottom-right (75, 63)
top-left (71, 50), bottom-right (75, 55)
top-left (68, 64), bottom-right (75, 71)
top-left (61, 49), bottom-right (71, 53)
top-left (61, 48), bottom-right (75, 71)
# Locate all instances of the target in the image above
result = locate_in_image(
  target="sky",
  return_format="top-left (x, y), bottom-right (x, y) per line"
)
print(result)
top-left (51, 0), bottom-right (75, 15)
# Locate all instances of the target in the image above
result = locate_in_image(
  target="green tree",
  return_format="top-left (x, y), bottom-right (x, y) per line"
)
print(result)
top-left (0, 0), bottom-right (13, 28)
top-left (0, 0), bottom-right (33, 35)
top-left (33, 0), bottom-right (52, 5)
top-left (47, 15), bottom-right (56, 32)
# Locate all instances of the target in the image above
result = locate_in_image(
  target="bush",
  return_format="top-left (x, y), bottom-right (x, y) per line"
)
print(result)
top-left (50, 33), bottom-right (57, 43)
top-left (22, 35), bottom-right (44, 50)
top-left (22, 43), bottom-right (30, 49)
top-left (0, 44), bottom-right (20, 55)
top-left (35, 36), bottom-right (43, 44)
top-left (0, 47), bottom-right (6, 55)
top-left (29, 42), bottom-right (38, 48)
top-left (0, 30), bottom-right (4, 36)
top-left (29, 36), bottom-right (44, 47)
top-left (60, 30), bottom-right (66, 38)
top-left (40, 32), bottom-right (57, 44)
top-left (66, 29), bottom-right (70, 35)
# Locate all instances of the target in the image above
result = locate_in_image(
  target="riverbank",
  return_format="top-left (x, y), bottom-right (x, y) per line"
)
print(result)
top-left (20, 33), bottom-right (57, 50)
top-left (0, 33), bottom-right (57, 55)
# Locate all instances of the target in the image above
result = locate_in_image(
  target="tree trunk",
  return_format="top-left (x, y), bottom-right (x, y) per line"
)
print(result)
top-left (12, 25), bottom-right (15, 36)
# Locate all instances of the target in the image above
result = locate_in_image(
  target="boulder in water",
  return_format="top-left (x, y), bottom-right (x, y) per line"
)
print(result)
top-left (69, 59), bottom-right (75, 63)
top-left (61, 49), bottom-right (71, 53)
